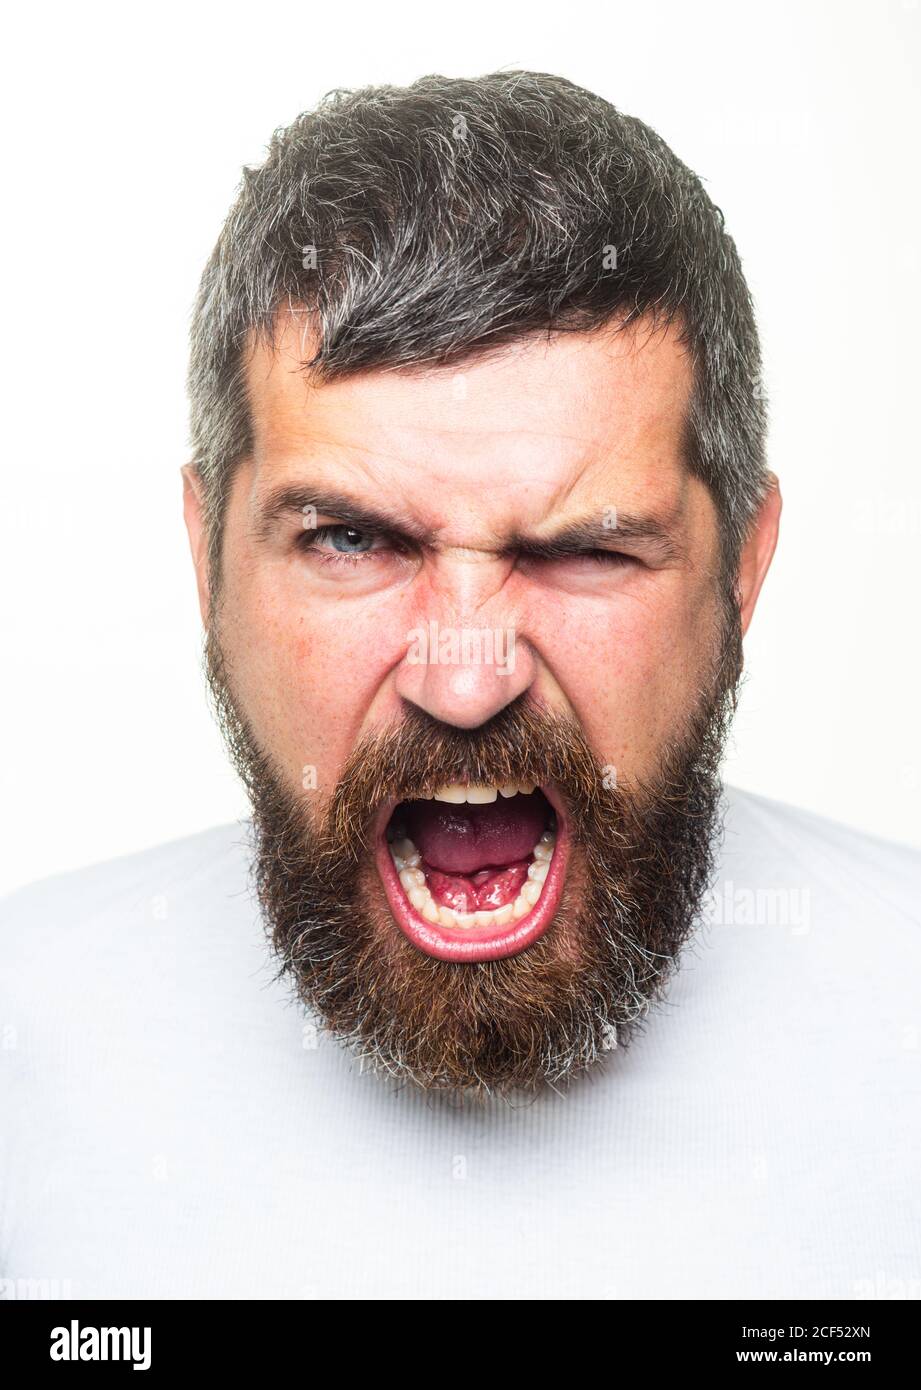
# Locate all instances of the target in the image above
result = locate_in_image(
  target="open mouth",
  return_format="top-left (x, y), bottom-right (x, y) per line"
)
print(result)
top-left (374, 782), bottom-right (569, 962)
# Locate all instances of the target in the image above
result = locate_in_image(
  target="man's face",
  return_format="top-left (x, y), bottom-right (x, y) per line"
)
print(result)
top-left (183, 311), bottom-right (779, 1095)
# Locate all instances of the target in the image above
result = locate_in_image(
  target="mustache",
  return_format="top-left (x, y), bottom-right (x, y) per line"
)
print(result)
top-left (320, 694), bottom-right (610, 858)
top-left (313, 686), bottom-right (732, 892)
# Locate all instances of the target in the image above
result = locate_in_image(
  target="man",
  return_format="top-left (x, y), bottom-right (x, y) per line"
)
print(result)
top-left (2, 71), bottom-right (919, 1300)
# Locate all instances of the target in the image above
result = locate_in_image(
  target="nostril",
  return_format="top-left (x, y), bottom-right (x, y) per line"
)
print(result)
top-left (395, 656), bottom-right (534, 732)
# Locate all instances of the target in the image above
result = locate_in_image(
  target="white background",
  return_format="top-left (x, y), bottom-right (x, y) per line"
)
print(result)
top-left (2, 0), bottom-right (919, 896)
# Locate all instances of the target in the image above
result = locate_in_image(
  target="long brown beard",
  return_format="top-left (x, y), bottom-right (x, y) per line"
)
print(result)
top-left (203, 586), bottom-right (743, 1100)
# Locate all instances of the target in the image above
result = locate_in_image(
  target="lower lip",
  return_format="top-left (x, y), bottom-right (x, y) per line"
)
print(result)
top-left (374, 792), bottom-right (569, 962)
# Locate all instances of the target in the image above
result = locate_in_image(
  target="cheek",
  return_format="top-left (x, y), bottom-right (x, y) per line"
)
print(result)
top-left (224, 577), bottom-right (400, 794)
top-left (532, 581), bottom-right (716, 776)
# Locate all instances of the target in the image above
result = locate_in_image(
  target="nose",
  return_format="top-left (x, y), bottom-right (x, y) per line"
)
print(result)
top-left (395, 626), bottom-right (536, 728)
top-left (393, 556), bottom-right (536, 729)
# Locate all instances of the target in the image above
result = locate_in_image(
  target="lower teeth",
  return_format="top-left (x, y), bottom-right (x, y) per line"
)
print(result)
top-left (389, 828), bottom-right (556, 930)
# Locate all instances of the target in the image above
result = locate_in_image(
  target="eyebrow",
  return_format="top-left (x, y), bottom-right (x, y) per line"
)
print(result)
top-left (251, 483), bottom-right (684, 562)
top-left (252, 486), bottom-right (430, 546)
top-left (511, 516), bottom-right (684, 563)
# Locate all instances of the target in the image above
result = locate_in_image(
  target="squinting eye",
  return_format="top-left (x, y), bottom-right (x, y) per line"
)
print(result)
top-left (515, 548), bottom-right (642, 590)
top-left (577, 550), bottom-right (635, 566)
top-left (528, 549), bottom-right (638, 568)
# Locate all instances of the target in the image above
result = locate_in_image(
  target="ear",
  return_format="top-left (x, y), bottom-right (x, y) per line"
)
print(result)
top-left (181, 463), bottom-right (211, 629)
top-left (736, 472), bottom-right (782, 637)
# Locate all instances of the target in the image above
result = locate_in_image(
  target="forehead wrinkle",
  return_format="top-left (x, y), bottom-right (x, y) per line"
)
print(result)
top-left (543, 408), bottom-right (692, 515)
top-left (244, 458), bottom-right (513, 552)
top-left (250, 354), bottom-right (691, 546)
top-left (253, 427), bottom-right (594, 542)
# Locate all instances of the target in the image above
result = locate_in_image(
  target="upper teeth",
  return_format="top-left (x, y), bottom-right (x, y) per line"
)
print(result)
top-left (426, 781), bottom-right (538, 804)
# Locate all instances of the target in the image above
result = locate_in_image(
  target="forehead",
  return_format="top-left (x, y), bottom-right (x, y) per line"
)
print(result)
top-left (241, 309), bottom-right (698, 534)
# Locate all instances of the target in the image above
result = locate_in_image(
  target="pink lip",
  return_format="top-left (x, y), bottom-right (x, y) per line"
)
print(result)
top-left (373, 786), bottom-right (569, 962)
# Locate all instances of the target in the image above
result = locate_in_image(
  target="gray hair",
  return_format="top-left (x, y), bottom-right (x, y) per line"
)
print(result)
top-left (187, 70), bottom-right (769, 593)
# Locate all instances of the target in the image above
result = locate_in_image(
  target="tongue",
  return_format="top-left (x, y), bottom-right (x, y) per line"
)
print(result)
top-left (403, 793), bottom-right (548, 874)
top-left (425, 860), bottom-right (531, 913)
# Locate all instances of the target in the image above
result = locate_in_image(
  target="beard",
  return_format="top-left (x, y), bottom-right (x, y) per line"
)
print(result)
top-left (202, 582), bottom-right (743, 1100)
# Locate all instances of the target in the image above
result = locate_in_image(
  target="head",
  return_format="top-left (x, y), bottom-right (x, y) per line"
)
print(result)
top-left (182, 71), bottom-right (780, 1098)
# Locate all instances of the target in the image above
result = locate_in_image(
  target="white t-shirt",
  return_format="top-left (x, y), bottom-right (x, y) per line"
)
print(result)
top-left (1, 785), bottom-right (919, 1301)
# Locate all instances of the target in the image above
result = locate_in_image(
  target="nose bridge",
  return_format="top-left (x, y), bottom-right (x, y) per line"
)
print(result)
top-left (433, 544), bottom-right (513, 623)
top-left (393, 546), bottom-right (533, 730)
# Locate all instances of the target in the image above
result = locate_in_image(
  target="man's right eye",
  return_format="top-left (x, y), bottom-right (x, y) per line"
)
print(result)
top-left (297, 524), bottom-right (387, 561)
top-left (314, 525), bottom-right (377, 554)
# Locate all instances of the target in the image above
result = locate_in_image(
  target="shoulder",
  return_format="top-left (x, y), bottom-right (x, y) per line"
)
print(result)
top-left (720, 782), bottom-right (921, 876)
top-left (716, 783), bottom-right (921, 932)
top-left (0, 820), bottom-right (257, 969)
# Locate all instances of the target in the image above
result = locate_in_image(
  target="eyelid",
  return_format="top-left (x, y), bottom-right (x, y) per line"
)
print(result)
top-left (518, 547), bottom-right (640, 565)
top-left (302, 522), bottom-right (387, 545)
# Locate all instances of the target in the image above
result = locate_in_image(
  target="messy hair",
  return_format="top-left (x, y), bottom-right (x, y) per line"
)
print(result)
top-left (187, 69), bottom-right (769, 594)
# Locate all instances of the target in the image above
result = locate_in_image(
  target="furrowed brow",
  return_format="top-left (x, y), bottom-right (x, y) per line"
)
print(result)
top-left (511, 513), bottom-right (685, 563)
top-left (251, 485), bottom-right (432, 546)
top-left (252, 484), bottom-right (684, 562)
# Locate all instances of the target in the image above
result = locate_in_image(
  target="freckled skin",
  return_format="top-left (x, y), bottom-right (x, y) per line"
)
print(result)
top-left (183, 311), bottom-right (780, 831)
